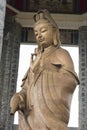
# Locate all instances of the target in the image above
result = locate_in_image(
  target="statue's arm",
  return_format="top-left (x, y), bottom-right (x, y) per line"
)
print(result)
top-left (56, 48), bottom-right (75, 70)
top-left (10, 68), bottom-right (30, 115)
top-left (50, 48), bottom-right (75, 71)
top-left (10, 89), bottom-right (26, 115)
top-left (55, 48), bottom-right (80, 84)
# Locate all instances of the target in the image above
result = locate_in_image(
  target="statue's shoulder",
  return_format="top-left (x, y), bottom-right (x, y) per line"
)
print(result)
top-left (49, 47), bottom-right (65, 65)
top-left (50, 46), bottom-right (74, 69)
top-left (54, 47), bottom-right (72, 61)
top-left (55, 47), bottom-right (69, 55)
top-left (50, 47), bottom-right (69, 60)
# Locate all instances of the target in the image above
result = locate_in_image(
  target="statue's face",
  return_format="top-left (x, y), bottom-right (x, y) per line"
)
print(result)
top-left (34, 20), bottom-right (54, 48)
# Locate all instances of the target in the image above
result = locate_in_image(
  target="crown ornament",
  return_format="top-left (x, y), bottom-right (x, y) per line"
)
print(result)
top-left (33, 9), bottom-right (58, 29)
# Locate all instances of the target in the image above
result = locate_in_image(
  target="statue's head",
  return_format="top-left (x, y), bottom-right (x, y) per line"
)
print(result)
top-left (33, 9), bottom-right (61, 50)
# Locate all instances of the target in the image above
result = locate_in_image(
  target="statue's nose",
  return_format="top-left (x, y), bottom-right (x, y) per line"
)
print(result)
top-left (38, 34), bottom-right (42, 39)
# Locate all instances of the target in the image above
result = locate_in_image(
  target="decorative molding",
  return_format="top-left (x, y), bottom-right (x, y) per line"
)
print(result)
top-left (6, 4), bottom-right (20, 14)
top-left (15, 12), bottom-right (87, 29)
top-left (6, 4), bottom-right (87, 29)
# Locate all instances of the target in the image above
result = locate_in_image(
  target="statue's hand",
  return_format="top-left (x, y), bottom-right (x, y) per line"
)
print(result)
top-left (10, 93), bottom-right (25, 115)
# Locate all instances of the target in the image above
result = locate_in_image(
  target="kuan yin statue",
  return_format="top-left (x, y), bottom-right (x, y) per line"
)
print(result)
top-left (10, 9), bottom-right (79, 130)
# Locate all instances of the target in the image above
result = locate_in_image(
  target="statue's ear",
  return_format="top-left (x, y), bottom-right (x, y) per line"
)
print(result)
top-left (53, 29), bottom-right (61, 47)
top-left (53, 30), bottom-right (58, 46)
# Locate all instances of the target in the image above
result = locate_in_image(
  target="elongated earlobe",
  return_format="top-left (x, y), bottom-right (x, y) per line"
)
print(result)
top-left (53, 29), bottom-right (61, 47)
top-left (53, 30), bottom-right (58, 46)
top-left (54, 40), bottom-right (58, 46)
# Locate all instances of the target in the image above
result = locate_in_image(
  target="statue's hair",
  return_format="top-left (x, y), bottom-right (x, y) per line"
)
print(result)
top-left (33, 9), bottom-right (61, 47)
top-left (33, 9), bottom-right (58, 29)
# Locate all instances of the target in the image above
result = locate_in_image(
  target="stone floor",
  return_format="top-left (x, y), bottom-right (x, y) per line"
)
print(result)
top-left (13, 125), bottom-right (78, 130)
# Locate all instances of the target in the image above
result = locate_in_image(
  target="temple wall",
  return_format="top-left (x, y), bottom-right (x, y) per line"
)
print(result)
top-left (0, 22), bottom-right (21, 130)
top-left (79, 26), bottom-right (87, 130)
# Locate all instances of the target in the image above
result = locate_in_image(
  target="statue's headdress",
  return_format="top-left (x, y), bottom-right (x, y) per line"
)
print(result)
top-left (33, 9), bottom-right (58, 29)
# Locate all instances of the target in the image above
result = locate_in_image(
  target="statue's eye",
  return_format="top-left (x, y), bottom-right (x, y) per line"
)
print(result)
top-left (41, 28), bottom-right (47, 33)
top-left (35, 33), bottom-right (38, 36)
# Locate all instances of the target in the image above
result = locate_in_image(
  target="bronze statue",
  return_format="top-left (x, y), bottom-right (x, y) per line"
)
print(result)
top-left (10, 9), bottom-right (79, 130)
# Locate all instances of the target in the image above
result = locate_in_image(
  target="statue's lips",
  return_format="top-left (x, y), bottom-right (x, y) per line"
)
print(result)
top-left (38, 38), bottom-right (45, 43)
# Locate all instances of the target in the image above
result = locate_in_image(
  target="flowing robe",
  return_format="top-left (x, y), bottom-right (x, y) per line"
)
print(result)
top-left (18, 46), bottom-right (79, 130)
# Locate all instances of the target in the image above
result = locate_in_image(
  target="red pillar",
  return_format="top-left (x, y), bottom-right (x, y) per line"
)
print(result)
top-left (80, 0), bottom-right (87, 13)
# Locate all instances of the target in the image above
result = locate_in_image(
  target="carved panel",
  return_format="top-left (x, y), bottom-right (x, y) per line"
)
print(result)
top-left (79, 26), bottom-right (87, 130)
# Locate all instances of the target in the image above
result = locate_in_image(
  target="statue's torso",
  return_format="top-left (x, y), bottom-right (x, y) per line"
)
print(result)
top-left (22, 46), bottom-right (77, 130)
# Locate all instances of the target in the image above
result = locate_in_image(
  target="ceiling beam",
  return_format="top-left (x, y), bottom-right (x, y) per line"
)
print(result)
top-left (6, 3), bottom-right (20, 14)
top-left (6, 4), bottom-right (87, 29)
